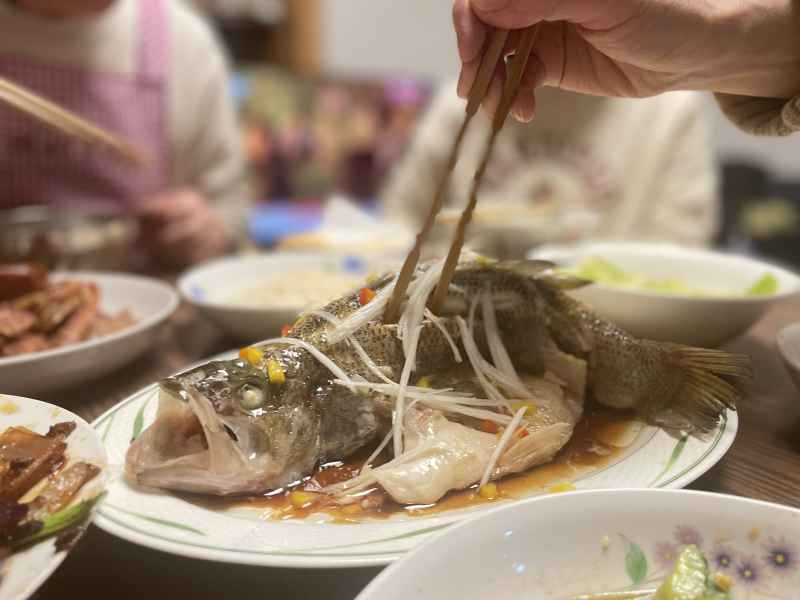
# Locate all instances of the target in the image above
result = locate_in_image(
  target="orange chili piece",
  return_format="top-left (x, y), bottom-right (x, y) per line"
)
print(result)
top-left (281, 324), bottom-right (292, 337)
top-left (359, 287), bottom-right (376, 305)
top-left (481, 420), bottom-right (499, 434)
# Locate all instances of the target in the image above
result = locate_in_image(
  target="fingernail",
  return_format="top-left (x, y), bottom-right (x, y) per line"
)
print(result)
top-left (512, 107), bottom-right (533, 123)
top-left (512, 97), bottom-right (535, 123)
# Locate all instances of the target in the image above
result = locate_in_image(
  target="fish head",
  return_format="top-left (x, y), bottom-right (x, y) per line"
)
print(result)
top-left (125, 358), bottom-right (321, 495)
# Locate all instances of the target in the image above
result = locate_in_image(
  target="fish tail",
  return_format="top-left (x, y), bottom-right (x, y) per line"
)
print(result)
top-left (661, 346), bottom-right (751, 433)
top-left (590, 334), bottom-right (751, 434)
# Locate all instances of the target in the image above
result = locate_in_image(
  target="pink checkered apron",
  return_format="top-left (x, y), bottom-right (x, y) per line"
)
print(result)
top-left (0, 0), bottom-right (168, 211)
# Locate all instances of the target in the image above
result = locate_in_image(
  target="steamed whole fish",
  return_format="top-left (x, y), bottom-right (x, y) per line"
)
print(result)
top-left (125, 256), bottom-right (750, 504)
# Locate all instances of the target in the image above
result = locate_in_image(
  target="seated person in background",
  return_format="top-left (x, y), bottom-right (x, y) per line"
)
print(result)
top-left (381, 84), bottom-right (718, 259)
top-left (0, 0), bottom-right (246, 268)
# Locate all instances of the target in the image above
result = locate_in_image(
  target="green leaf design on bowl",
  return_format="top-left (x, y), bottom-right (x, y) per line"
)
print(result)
top-left (623, 536), bottom-right (648, 585)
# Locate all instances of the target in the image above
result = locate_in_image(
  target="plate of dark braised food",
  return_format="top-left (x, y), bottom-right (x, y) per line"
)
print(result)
top-left (0, 396), bottom-right (106, 600)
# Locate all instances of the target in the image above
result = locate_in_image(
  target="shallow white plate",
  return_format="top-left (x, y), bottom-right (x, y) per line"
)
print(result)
top-left (0, 396), bottom-right (107, 600)
top-left (92, 356), bottom-right (737, 569)
top-left (178, 252), bottom-right (395, 343)
top-left (0, 272), bottom-right (178, 397)
top-left (358, 489), bottom-right (800, 600)
top-left (530, 242), bottom-right (800, 347)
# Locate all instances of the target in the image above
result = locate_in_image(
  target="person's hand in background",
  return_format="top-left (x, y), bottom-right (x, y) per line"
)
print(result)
top-left (138, 188), bottom-right (231, 269)
top-left (453, 0), bottom-right (800, 122)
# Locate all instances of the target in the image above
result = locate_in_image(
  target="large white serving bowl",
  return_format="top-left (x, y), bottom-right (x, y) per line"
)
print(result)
top-left (0, 272), bottom-right (178, 397)
top-left (529, 242), bottom-right (800, 347)
top-left (178, 252), bottom-right (395, 343)
top-left (358, 489), bottom-right (800, 600)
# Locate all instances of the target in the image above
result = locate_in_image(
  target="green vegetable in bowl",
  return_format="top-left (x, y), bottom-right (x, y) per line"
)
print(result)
top-left (565, 256), bottom-right (778, 298)
top-left (577, 545), bottom-right (733, 600)
top-left (746, 273), bottom-right (778, 296)
top-left (655, 545), bottom-right (731, 600)
top-left (570, 257), bottom-right (630, 285)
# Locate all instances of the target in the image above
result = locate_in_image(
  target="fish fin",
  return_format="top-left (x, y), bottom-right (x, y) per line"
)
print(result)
top-left (496, 259), bottom-right (556, 276)
top-left (548, 311), bottom-right (593, 355)
top-left (663, 347), bottom-right (751, 433)
top-left (535, 272), bottom-right (593, 290)
top-left (497, 259), bottom-right (592, 289)
top-left (495, 422), bottom-right (573, 476)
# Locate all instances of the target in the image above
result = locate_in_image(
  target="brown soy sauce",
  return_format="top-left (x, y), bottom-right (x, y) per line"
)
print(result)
top-left (179, 404), bottom-right (641, 523)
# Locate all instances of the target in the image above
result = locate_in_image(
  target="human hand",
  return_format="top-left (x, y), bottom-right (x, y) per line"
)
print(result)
top-left (453, 0), bottom-right (800, 122)
top-left (138, 188), bottom-right (230, 268)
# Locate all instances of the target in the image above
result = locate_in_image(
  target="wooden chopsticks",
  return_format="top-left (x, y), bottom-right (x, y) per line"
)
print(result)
top-left (430, 25), bottom-right (541, 313)
top-left (0, 76), bottom-right (149, 167)
top-left (383, 25), bottom-right (540, 322)
top-left (383, 27), bottom-right (511, 324)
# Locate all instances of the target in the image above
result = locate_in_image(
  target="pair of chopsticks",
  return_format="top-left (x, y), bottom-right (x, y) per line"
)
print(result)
top-left (0, 76), bottom-right (149, 167)
top-left (384, 25), bottom-right (541, 323)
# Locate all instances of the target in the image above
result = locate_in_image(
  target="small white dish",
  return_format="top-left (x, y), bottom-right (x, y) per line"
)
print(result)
top-left (179, 252), bottom-right (393, 343)
top-left (529, 242), bottom-right (800, 347)
top-left (358, 489), bottom-right (800, 600)
top-left (92, 359), bottom-right (736, 569)
top-left (0, 273), bottom-right (178, 397)
top-left (0, 396), bottom-right (107, 600)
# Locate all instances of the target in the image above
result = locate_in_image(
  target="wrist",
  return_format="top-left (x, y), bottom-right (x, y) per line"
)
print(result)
top-left (699, 0), bottom-right (800, 98)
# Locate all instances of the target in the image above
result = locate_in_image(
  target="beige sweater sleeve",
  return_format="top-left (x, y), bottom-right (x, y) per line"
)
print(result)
top-left (714, 93), bottom-right (800, 136)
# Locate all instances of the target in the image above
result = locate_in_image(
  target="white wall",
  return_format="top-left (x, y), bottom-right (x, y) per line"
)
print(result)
top-left (320, 0), bottom-right (460, 81)
top-left (319, 1), bottom-right (800, 181)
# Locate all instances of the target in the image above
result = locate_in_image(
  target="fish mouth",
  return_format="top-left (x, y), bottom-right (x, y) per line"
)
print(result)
top-left (125, 383), bottom-right (277, 496)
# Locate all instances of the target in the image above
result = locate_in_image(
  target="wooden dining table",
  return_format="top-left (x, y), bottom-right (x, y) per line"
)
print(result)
top-left (30, 291), bottom-right (800, 600)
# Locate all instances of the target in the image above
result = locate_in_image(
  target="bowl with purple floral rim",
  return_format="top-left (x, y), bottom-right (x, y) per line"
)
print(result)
top-left (357, 489), bottom-right (800, 600)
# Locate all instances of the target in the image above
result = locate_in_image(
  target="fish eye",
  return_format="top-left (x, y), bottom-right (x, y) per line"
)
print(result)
top-left (239, 384), bottom-right (266, 410)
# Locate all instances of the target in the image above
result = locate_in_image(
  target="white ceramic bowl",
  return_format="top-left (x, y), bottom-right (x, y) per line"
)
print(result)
top-left (529, 242), bottom-right (800, 347)
top-left (0, 396), bottom-right (107, 600)
top-left (179, 252), bottom-right (395, 343)
top-left (0, 272), bottom-right (178, 397)
top-left (359, 489), bottom-right (800, 600)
